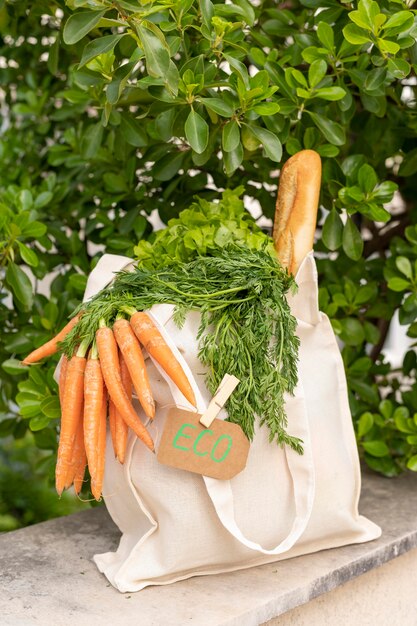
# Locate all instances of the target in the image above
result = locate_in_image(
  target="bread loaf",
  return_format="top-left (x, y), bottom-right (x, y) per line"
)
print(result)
top-left (273, 150), bottom-right (321, 275)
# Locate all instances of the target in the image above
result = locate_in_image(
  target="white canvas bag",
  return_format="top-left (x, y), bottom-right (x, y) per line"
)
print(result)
top-left (79, 252), bottom-right (381, 593)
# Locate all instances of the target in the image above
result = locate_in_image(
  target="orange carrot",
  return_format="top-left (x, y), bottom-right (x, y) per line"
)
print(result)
top-left (91, 387), bottom-right (107, 501)
top-left (115, 356), bottom-right (130, 463)
top-left (23, 314), bottom-right (80, 365)
top-left (95, 324), bottom-right (154, 452)
top-left (83, 348), bottom-right (104, 488)
top-left (65, 415), bottom-right (87, 493)
top-left (55, 344), bottom-right (87, 496)
top-left (113, 318), bottom-right (155, 420)
top-left (58, 355), bottom-right (68, 407)
top-left (73, 416), bottom-right (87, 495)
top-left (108, 399), bottom-right (117, 458)
top-left (129, 311), bottom-right (196, 407)
top-left (108, 356), bottom-right (130, 463)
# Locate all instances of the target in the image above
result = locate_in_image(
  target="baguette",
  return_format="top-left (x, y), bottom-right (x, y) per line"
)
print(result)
top-left (273, 150), bottom-right (321, 275)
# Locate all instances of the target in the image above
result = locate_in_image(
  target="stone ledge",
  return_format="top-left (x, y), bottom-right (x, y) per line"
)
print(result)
top-left (0, 470), bottom-right (416, 626)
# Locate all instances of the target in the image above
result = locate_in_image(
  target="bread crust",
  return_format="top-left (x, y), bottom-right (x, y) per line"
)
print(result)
top-left (273, 150), bottom-right (321, 275)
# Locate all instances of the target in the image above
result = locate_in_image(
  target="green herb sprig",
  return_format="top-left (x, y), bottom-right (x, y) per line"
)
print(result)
top-left (63, 247), bottom-right (302, 452)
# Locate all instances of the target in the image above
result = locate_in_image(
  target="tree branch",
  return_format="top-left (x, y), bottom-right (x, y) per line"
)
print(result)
top-left (370, 318), bottom-right (391, 362)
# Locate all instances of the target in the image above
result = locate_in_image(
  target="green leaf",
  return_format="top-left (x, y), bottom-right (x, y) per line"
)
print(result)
top-left (387, 277), bottom-right (410, 292)
top-left (200, 0), bottom-right (214, 30)
top-left (185, 109), bottom-right (209, 154)
top-left (16, 241), bottom-right (38, 268)
top-left (222, 120), bottom-right (240, 152)
top-left (40, 396), bottom-right (61, 419)
top-left (340, 317), bottom-right (365, 346)
top-left (29, 415), bottom-right (51, 431)
top-left (120, 114), bottom-right (148, 147)
top-left (21, 222), bottom-right (47, 238)
top-left (358, 164), bottom-right (377, 193)
top-left (2, 358), bottom-right (29, 376)
top-left (224, 54), bottom-right (250, 88)
top-left (387, 58), bottom-right (411, 79)
top-left (137, 24), bottom-right (170, 78)
top-left (165, 60), bottom-right (179, 96)
top-left (363, 322), bottom-right (381, 345)
top-left (34, 191), bottom-right (53, 209)
top-left (407, 454), bottom-right (417, 471)
top-left (6, 262), bottom-right (33, 309)
top-left (79, 34), bottom-right (125, 68)
top-left (314, 86), bottom-right (346, 101)
top-left (343, 24), bottom-right (371, 45)
top-left (316, 144), bottom-right (339, 158)
top-left (379, 400), bottom-right (393, 419)
top-left (248, 125), bottom-right (282, 162)
top-left (153, 151), bottom-right (186, 181)
top-left (18, 190), bottom-right (33, 211)
top-left (103, 172), bottom-right (128, 193)
top-left (396, 256), bottom-right (413, 279)
top-left (343, 218), bottom-right (363, 260)
top-left (106, 61), bottom-right (135, 105)
top-left (252, 102), bottom-right (280, 115)
top-left (308, 59), bottom-right (327, 88)
top-left (234, 0), bottom-right (255, 25)
top-left (68, 273), bottom-right (87, 292)
top-left (48, 35), bottom-right (60, 75)
top-left (373, 181), bottom-right (397, 203)
top-left (307, 111), bottom-right (346, 146)
top-left (63, 10), bottom-right (106, 46)
top-left (363, 440), bottom-right (389, 457)
top-left (317, 22), bottom-right (334, 49)
top-left (350, 0), bottom-right (380, 30)
top-left (322, 209), bottom-right (343, 251)
top-left (377, 38), bottom-right (400, 54)
top-left (364, 67), bottom-right (386, 92)
top-left (383, 11), bottom-right (414, 36)
top-left (223, 143), bottom-right (243, 176)
top-left (350, 379), bottom-right (379, 405)
top-left (358, 412), bottom-right (373, 437)
top-left (81, 123), bottom-right (103, 159)
top-left (200, 98), bottom-right (234, 117)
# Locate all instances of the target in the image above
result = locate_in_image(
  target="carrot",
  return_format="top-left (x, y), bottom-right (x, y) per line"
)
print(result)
top-left (108, 356), bottom-right (130, 463)
top-left (65, 415), bottom-right (87, 494)
top-left (73, 416), bottom-right (87, 495)
top-left (108, 399), bottom-right (117, 458)
top-left (129, 311), bottom-right (196, 407)
top-left (55, 341), bottom-right (88, 496)
top-left (91, 387), bottom-right (107, 501)
top-left (113, 318), bottom-right (155, 420)
top-left (115, 356), bottom-right (130, 463)
top-left (95, 323), bottom-right (154, 452)
top-left (58, 355), bottom-right (68, 407)
top-left (83, 346), bottom-right (104, 488)
top-left (23, 314), bottom-right (80, 365)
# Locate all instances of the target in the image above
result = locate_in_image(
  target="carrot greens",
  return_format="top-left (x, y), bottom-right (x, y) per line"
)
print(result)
top-left (62, 248), bottom-right (302, 452)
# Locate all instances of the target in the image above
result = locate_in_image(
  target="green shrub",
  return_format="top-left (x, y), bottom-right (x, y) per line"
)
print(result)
top-left (1, 0), bottom-right (417, 525)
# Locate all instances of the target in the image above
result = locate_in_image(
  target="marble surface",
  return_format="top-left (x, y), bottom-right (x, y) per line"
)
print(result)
top-left (1, 470), bottom-right (416, 626)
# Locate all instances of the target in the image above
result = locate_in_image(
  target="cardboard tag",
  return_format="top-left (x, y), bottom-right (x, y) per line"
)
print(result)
top-left (157, 408), bottom-right (250, 480)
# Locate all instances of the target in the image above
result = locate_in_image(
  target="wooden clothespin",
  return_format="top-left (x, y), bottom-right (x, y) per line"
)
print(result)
top-left (199, 374), bottom-right (240, 428)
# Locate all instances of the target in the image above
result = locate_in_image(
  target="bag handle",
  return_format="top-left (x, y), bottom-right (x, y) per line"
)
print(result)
top-left (81, 254), bottom-right (316, 556)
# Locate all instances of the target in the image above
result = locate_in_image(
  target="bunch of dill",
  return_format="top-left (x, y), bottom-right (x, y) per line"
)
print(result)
top-left (63, 247), bottom-right (302, 453)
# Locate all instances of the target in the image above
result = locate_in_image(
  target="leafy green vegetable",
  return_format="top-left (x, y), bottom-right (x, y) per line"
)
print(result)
top-left (134, 187), bottom-right (275, 269)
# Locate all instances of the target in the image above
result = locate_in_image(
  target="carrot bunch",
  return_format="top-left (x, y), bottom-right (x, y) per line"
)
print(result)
top-left (23, 311), bottom-right (197, 500)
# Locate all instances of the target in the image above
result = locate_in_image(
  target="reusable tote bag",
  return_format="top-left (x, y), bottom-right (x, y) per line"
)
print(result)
top-left (83, 252), bottom-right (381, 593)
